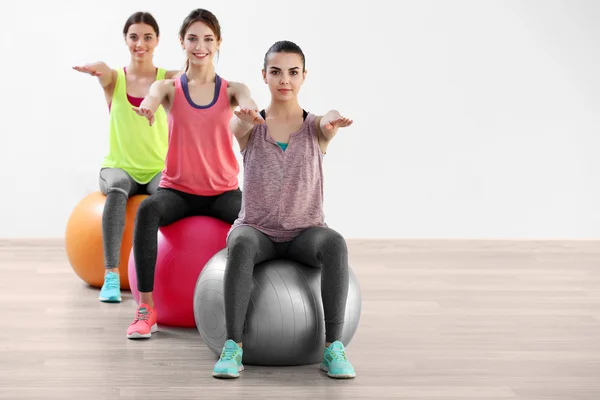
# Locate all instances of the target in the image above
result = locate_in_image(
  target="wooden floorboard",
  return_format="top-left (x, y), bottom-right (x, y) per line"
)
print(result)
top-left (1, 239), bottom-right (599, 399)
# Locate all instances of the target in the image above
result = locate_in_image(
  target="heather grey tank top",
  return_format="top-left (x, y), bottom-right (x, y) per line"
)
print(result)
top-left (229, 110), bottom-right (326, 242)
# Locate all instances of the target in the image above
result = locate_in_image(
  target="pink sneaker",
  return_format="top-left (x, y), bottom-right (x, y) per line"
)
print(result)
top-left (126, 303), bottom-right (158, 339)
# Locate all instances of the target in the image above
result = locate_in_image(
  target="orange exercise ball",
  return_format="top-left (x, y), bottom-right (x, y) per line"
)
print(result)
top-left (65, 191), bottom-right (147, 289)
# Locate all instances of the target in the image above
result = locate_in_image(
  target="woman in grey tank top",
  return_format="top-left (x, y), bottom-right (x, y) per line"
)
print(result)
top-left (212, 40), bottom-right (356, 380)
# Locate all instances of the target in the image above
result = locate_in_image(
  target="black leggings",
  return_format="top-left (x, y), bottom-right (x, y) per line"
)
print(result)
top-left (133, 187), bottom-right (242, 292)
top-left (224, 225), bottom-right (349, 344)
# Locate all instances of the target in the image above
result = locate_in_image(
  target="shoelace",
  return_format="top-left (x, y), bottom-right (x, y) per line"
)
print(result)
top-left (105, 276), bottom-right (120, 290)
top-left (220, 346), bottom-right (236, 361)
top-left (330, 348), bottom-right (348, 362)
top-left (135, 309), bottom-right (150, 323)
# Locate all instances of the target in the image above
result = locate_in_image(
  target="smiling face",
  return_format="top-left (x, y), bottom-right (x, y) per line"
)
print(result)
top-left (124, 23), bottom-right (159, 62)
top-left (181, 20), bottom-right (221, 67)
top-left (263, 52), bottom-right (306, 101)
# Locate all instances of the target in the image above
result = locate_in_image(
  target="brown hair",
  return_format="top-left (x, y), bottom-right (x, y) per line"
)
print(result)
top-left (263, 40), bottom-right (306, 72)
top-left (123, 12), bottom-right (160, 37)
top-left (179, 9), bottom-right (222, 71)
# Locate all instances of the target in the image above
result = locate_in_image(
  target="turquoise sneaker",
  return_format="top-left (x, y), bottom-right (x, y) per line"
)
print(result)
top-left (99, 272), bottom-right (121, 303)
top-left (320, 341), bottom-right (356, 379)
top-left (213, 340), bottom-right (244, 378)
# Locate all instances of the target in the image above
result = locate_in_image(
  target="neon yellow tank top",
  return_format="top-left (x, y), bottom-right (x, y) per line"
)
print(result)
top-left (101, 67), bottom-right (168, 184)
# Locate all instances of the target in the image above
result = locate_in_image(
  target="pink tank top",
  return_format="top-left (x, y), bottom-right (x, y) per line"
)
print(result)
top-left (229, 111), bottom-right (326, 242)
top-left (159, 74), bottom-right (239, 195)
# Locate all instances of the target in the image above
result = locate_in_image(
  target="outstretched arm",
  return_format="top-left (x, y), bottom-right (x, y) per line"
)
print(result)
top-left (228, 82), bottom-right (265, 150)
top-left (72, 62), bottom-right (115, 88)
top-left (316, 110), bottom-right (353, 142)
top-left (132, 80), bottom-right (173, 126)
top-left (231, 82), bottom-right (259, 112)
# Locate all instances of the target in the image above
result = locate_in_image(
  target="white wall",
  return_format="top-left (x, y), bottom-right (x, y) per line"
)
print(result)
top-left (0, 0), bottom-right (599, 239)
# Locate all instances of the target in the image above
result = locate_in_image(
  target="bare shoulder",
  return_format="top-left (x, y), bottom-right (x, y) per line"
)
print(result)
top-left (153, 78), bottom-right (176, 91)
top-left (148, 79), bottom-right (176, 106)
top-left (226, 80), bottom-right (249, 93)
top-left (226, 81), bottom-right (250, 107)
top-left (105, 68), bottom-right (118, 91)
top-left (109, 68), bottom-right (118, 82)
top-left (165, 69), bottom-right (183, 79)
top-left (100, 68), bottom-right (119, 104)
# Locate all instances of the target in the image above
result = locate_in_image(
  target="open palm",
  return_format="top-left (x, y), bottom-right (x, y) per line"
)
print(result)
top-left (323, 116), bottom-right (353, 132)
top-left (234, 108), bottom-right (265, 125)
top-left (72, 65), bottom-right (102, 77)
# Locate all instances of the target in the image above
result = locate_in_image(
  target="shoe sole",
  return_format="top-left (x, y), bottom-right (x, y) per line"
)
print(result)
top-left (99, 297), bottom-right (122, 303)
top-left (127, 323), bottom-right (158, 339)
top-left (213, 365), bottom-right (244, 379)
top-left (320, 364), bottom-right (356, 379)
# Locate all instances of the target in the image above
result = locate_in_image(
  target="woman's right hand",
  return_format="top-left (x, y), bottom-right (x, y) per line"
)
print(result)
top-left (72, 65), bottom-right (103, 77)
top-left (234, 108), bottom-right (265, 125)
top-left (132, 106), bottom-right (155, 126)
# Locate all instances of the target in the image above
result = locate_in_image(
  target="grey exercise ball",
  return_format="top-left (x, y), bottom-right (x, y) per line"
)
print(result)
top-left (193, 248), bottom-right (362, 366)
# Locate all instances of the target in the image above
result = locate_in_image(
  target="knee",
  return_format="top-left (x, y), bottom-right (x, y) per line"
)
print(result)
top-left (222, 191), bottom-right (243, 222)
top-left (136, 196), bottom-right (159, 222)
top-left (323, 229), bottom-right (347, 251)
top-left (227, 229), bottom-right (260, 258)
top-left (320, 229), bottom-right (348, 261)
top-left (107, 177), bottom-right (131, 196)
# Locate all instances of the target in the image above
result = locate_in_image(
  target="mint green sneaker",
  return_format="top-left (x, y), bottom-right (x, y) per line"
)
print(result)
top-left (213, 340), bottom-right (244, 378)
top-left (99, 272), bottom-right (121, 303)
top-left (320, 341), bottom-right (356, 379)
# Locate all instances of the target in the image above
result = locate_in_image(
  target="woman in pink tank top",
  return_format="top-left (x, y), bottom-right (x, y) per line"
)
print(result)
top-left (124, 9), bottom-right (260, 340)
top-left (211, 41), bottom-right (357, 380)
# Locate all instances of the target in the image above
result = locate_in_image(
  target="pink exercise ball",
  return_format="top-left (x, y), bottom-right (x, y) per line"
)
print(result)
top-left (128, 216), bottom-right (231, 328)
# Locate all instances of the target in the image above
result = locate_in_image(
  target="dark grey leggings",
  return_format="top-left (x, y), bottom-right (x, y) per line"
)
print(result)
top-left (133, 187), bottom-right (242, 292)
top-left (224, 225), bottom-right (349, 344)
top-left (99, 168), bottom-right (161, 269)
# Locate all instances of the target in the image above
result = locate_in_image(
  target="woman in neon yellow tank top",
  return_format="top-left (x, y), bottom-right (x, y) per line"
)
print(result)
top-left (73, 12), bottom-right (181, 304)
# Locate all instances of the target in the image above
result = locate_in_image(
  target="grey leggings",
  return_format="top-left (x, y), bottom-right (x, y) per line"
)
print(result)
top-left (224, 225), bottom-right (349, 344)
top-left (99, 168), bottom-right (161, 269)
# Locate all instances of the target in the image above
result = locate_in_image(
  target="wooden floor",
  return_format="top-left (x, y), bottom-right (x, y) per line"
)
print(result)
top-left (1, 239), bottom-right (600, 399)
